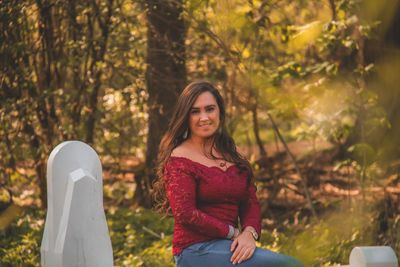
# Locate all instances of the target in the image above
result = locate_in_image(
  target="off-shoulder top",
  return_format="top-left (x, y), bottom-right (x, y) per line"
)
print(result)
top-left (164, 156), bottom-right (261, 255)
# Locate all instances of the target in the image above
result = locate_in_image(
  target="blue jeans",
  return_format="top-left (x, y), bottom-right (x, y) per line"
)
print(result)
top-left (174, 239), bottom-right (303, 267)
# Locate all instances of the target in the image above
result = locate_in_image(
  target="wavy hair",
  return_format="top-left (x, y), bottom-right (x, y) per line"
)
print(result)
top-left (152, 80), bottom-right (253, 214)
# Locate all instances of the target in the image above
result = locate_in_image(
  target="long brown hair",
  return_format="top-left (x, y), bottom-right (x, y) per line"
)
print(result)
top-left (152, 80), bottom-right (253, 214)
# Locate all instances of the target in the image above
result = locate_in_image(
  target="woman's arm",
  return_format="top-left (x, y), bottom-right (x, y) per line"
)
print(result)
top-left (230, 183), bottom-right (261, 264)
top-left (239, 183), bottom-right (262, 239)
top-left (165, 160), bottom-right (234, 238)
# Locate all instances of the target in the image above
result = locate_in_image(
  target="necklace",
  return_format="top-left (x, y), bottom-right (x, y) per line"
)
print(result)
top-left (187, 139), bottom-right (227, 168)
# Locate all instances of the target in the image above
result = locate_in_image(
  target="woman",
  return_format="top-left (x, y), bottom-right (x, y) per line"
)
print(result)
top-left (153, 81), bottom-right (303, 267)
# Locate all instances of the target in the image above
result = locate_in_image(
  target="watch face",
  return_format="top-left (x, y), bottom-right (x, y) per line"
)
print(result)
top-left (245, 229), bottom-right (258, 240)
top-left (253, 231), bottom-right (258, 240)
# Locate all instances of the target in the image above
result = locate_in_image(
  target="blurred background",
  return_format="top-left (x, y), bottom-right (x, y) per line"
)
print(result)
top-left (1, 0), bottom-right (400, 266)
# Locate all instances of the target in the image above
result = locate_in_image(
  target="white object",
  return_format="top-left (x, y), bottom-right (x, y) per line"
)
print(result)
top-left (41, 141), bottom-right (113, 267)
top-left (350, 246), bottom-right (398, 267)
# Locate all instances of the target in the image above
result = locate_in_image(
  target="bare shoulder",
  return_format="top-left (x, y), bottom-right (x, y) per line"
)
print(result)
top-left (235, 145), bottom-right (245, 157)
top-left (170, 142), bottom-right (191, 158)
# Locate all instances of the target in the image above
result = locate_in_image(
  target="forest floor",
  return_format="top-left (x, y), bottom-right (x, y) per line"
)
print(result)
top-left (251, 140), bottom-right (400, 228)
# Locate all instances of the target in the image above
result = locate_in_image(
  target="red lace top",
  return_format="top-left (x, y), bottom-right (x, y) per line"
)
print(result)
top-left (164, 156), bottom-right (261, 255)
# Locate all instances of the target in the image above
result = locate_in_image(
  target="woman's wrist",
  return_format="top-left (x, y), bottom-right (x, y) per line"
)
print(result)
top-left (232, 228), bottom-right (240, 239)
top-left (243, 226), bottom-right (259, 240)
top-left (226, 225), bottom-right (241, 239)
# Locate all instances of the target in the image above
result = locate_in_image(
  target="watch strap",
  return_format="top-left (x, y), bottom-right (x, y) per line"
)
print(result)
top-left (244, 228), bottom-right (258, 240)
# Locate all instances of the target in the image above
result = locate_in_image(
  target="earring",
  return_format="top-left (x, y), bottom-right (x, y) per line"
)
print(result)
top-left (182, 129), bottom-right (188, 139)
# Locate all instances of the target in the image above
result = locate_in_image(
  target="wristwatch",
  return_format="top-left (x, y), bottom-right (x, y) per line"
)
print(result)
top-left (245, 228), bottom-right (259, 241)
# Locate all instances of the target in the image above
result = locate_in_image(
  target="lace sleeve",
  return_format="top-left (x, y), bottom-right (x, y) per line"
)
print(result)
top-left (164, 159), bottom-right (230, 238)
top-left (239, 183), bottom-right (262, 238)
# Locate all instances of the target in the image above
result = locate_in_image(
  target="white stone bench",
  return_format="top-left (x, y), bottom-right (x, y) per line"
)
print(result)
top-left (41, 141), bottom-right (113, 267)
top-left (337, 246), bottom-right (398, 267)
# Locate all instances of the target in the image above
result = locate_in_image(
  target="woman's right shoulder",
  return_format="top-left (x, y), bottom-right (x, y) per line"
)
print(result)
top-left (170, 142), bottom-right (190, 158)
top-left (166, 143), bottom-right (195, 172)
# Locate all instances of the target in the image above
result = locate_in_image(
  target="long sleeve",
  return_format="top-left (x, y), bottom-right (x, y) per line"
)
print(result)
top-left (239, 183), bottom-right (262, 237)
top-left (164, 160), bottom-right (230, 238)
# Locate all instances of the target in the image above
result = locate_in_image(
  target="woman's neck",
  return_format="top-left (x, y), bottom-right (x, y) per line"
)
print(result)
top-left (187, 136), bottom-right (214, 156)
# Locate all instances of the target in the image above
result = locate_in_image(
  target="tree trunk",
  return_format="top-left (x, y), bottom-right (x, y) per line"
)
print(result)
top-left (141, 0), bottom-right (186, 207)
top-left (251, 103), bottom-right (267, 158)
top-left (85, 0), bottom-right (113, 144)
top-left (22, 122), bottom-right (48, 208)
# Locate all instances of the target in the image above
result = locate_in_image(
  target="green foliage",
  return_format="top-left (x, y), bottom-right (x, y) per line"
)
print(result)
top-left (121, 237), bottom-right (175, 267)
top-left (348, 143), bottom-right (376, 167)
top-left (0, 207), bottom-right (174, 266)
top-left (0, 208), bottom-right (43, 266)
top-left (107, 207), bottom-right (174, 266)
top-left (276, 204), bottom-right (377, 266)
top-left (1, 201), bottom-right (399, 266)
top-left (0, 0), bottom-right (149, 189)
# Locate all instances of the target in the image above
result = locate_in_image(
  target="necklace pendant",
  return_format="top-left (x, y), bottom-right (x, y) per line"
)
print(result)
top-left (219, 161), bottom-right (226, 167)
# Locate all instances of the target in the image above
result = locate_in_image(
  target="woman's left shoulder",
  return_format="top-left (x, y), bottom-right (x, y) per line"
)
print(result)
top-left (234, 145), bottom-right (247, 159)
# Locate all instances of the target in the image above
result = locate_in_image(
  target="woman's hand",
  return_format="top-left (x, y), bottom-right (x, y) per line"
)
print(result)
top-left (230, 231), bottom-right (256, 264)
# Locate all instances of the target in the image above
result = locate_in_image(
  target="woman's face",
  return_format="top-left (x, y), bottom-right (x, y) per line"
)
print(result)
top-left (188, 91), bottom-right (220, 140)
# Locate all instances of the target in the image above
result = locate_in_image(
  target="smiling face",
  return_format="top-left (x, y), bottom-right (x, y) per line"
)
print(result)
top-left (188, 91), bottom-right (220, 140)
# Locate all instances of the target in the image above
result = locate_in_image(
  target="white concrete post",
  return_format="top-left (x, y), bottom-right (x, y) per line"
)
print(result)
top-left (41, 141), bottom-right (113, 267)
top-left (349, 246), bottom-right (398, 267)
